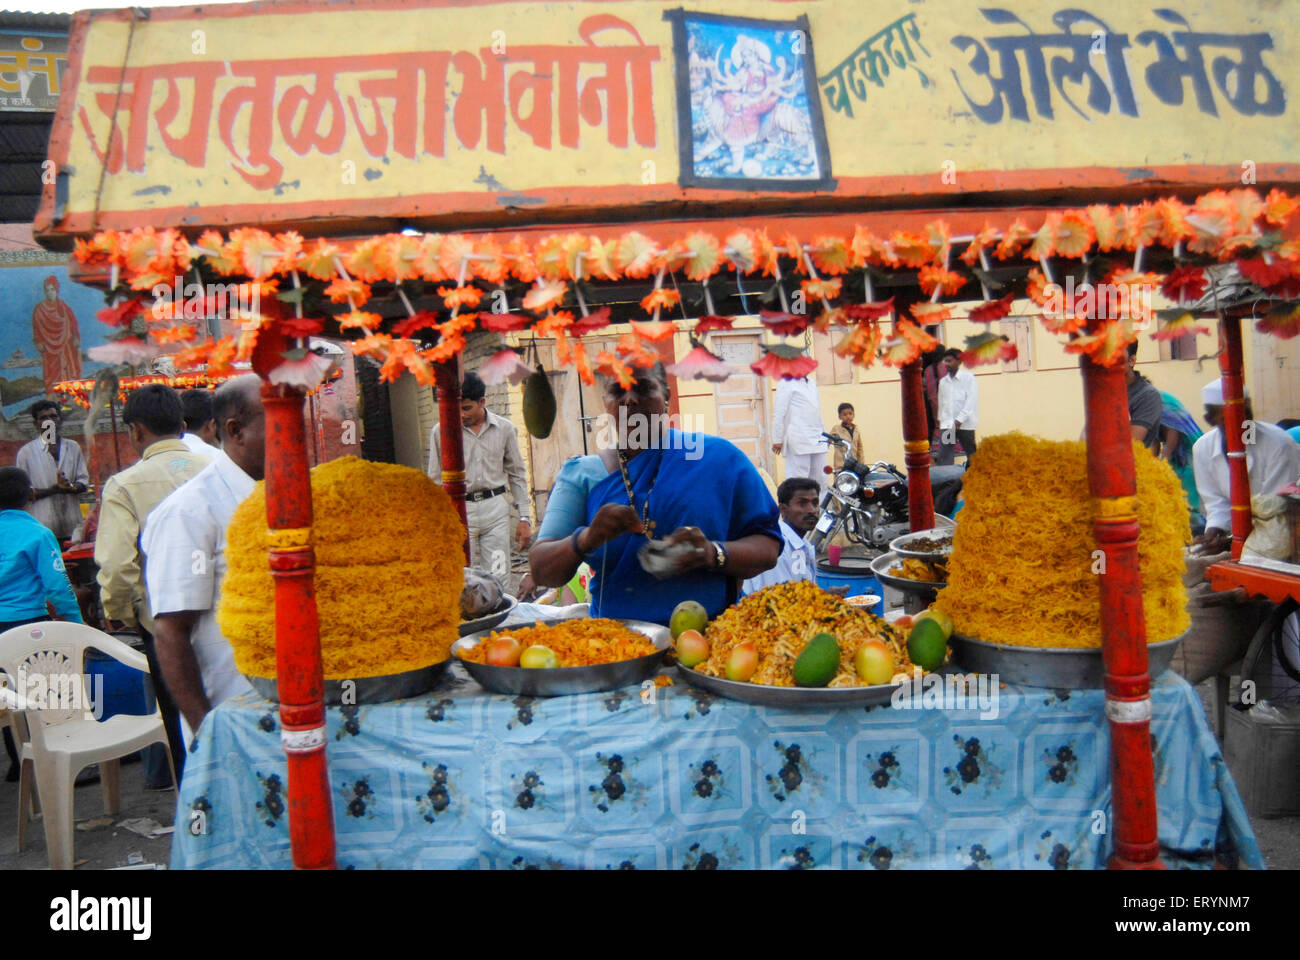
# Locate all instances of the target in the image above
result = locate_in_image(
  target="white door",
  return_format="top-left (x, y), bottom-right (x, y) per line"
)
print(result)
top-left (710, 332), bottom-right (770, 476)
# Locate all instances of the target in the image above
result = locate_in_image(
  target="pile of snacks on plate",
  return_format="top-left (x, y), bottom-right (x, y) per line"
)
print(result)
top-left (218, 457), bottom-right (463, 679)
top-left (934, 433), bottom-right (1190, 647)
top-left (458, 618), bottom-right (658, 667)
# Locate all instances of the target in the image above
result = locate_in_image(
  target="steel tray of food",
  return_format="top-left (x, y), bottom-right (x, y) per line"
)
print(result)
top-left (453, 617), bottom-right (672, 696)
top-left (458, 595), bottom-right (518, 637)
top-left (871, 552), bottom-right (948, 594)
top-left (947, 633), bottom-right (1185, 689)
top-left (889, 527), bottom-right (955, 561)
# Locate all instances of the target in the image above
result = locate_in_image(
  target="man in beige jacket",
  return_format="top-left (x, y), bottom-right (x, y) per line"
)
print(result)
top-left (96, 384), bottom-right (210, 786)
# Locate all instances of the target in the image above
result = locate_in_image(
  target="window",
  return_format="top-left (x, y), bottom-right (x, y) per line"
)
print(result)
top-left (811, 330), bottom-right (855, 385)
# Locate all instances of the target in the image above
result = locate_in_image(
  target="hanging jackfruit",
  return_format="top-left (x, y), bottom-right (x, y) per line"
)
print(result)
top-left (523, 365), bottom-right (556, 438)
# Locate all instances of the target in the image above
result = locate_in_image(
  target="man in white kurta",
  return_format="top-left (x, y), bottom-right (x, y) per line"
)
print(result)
top-left (936, 349), bottom-right (979, 466)
top-left (141, 376), bottom-right (262, 745)
top-left (1192, 378), bottom-right (1300, 555)
top-left (772, 376), bottom-right (828, 489)
top-left (16, 399), bottom-right (89, 542)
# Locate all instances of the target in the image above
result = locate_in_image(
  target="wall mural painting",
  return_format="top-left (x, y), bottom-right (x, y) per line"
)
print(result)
top-left (667, 9), bottom-right (833, 192)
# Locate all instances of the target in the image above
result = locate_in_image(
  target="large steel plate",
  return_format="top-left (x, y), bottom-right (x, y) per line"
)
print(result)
top-left (947, 633), bottom-right (1185, 689)
top-left (245, 659), bottom-right (451, 706)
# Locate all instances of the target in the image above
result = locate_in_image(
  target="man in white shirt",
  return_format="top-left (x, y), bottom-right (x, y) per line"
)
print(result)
top-left (936, 348), bottom-right (978, 466)
top-left (142, 374), bottom-right (264, 746)
top-left (1191, 378), bottom-right (1300, 556)
top-left (179, 388), bottom-right (218, 454)
top-left (742, 478), bottom-right (820, 595)
top-left (428, 371), bottom-right (531, 579)
top-left (16, 398), bottom-right (89, 542)
top-left (772, 375), bottom-right (828, 489)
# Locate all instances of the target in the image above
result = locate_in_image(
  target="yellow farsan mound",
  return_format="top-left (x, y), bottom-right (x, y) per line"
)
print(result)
top-left (217, 456), bottom-right (464, 679)
top-left (934, 433), bottom-right (1190, 648)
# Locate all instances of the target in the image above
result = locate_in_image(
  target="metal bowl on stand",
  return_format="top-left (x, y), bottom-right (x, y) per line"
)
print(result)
top-left (246, 659), bottom-right (451, 706)
top-left (947, 633), bottom-right (1185, 689)
top-left (452, 618), bottom-right (671, 696)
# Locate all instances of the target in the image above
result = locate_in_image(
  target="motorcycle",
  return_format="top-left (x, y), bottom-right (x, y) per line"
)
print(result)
top-left (808, 432), bottom-right (957, 552)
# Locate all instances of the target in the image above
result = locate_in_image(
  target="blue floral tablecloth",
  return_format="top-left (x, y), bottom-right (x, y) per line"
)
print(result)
top-left (171, 662), bottom-right (1262, 870)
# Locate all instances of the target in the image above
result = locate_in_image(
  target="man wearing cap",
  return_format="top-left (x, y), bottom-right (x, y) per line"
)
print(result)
top-left (1192, 378), bottom-right (1300, 555)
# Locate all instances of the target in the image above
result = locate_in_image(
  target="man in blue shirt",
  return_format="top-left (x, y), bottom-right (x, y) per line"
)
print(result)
top-left (741, 478), bottom-right (822, 595)
top-left (0, 466), bottom-right (83, 780)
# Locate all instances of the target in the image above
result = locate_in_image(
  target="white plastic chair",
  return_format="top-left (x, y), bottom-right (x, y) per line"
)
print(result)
top-left (0, 621), bottom-right (174, 870)
top-left (0, 673), bottom-right (41, 850)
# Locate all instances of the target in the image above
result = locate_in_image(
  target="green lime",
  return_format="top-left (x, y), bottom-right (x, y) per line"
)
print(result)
top-left (907, 619), bottom-right (948, 672)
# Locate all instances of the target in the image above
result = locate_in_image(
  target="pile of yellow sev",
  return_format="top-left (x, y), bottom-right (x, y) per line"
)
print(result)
top-left (933, 433), bottom-right (1190, 648)
top-left (699, 581), bottom-right (911, 686)
top-left (458, 618), bottom-right (658, 667)
top-left (217, 456), bottom-right (464, 679)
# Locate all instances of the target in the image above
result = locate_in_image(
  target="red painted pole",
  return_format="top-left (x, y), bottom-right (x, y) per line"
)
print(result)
top-left (1080, 353), bottom-right (1162, 870)
top-left (1218, 316), bottom-right (1253, 560)
top-left (435, 356), bottom-right (471, 565)
top-left (253, 321), bottom-right (336, 870)
top-left (896, 297), bottom-right (935, 532)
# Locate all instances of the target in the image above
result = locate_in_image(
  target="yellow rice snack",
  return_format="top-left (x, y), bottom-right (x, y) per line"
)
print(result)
top-left (934, 433), bottom-right (1190, 648)
top-left (458, 619), bottom-right (658, 667)
top-left (218, 456), bottom-right (464, 679)
top-left (699, 581), bottom-right (912, 686)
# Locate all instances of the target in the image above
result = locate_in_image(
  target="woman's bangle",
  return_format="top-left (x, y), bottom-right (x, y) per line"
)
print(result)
top-left (570, 525), bottom-right (591, 560)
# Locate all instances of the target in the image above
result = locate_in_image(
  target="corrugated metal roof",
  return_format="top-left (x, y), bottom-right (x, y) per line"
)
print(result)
top-left (0, 10), bottom-right (72, 29)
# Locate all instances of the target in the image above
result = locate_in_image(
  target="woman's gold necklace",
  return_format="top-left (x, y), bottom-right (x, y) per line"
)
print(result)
top-left (618, 448), bottom-right (662, 540)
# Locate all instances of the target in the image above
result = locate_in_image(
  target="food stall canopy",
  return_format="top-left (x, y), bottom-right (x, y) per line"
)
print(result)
top-left (34, 0), bottom-right (1300, 245)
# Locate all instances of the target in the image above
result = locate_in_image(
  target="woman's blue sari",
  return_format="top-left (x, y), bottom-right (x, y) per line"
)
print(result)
top-left (582, 431), bottom-right (780, 624)
top-left (1160, 391), bottom-right (1203, 515)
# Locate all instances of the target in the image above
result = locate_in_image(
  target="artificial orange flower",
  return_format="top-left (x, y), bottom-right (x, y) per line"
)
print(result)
top-left (572, 340), bottom-right (596, 385)
top-left (1262, 188), bottom-right (1300, 227)
top-left (1151, 312), bottom-right (1210, 341)
top-left (535, 310), bottom-right (575, 337)
top-left (615, 333), bottom-right (662, 369)
top-left (1257, 303), bottom-right (1300, 340)
top-left (1153, 198), bottom-right (1190, 248)
top-left (1160, 266), bottom-right (1208, 303)
top-left (898, 319), bottom-right (938, 351)
top-left (968, 293), bottom-right (1016, 323)
top-left (1039, 309), bottom-right (1086, 336)
top-left (844, 298), bottom-right (895, 321)
top-left (595, 351), bottom-right (636, 389)
top-left (1064, 320), bottom-right (1135, 366)
top-left (960, 224), bottom-right (999, 267)
top-left (73, 231), bottom-right (118, 267)
top-left (438, 234), bottom-right (476, 283)
top-left (750, 343), bottom-right (817, 380)
top-left (349, 333), bottom-right (394, 358)
top-left (1054, 211), bottom-right (1096, 258)
top-left (963, 332), bottom-right (1018, 366)
top-left (851, 226), bottom-right (892, 268)
top-left (438, 285), bottom-right (484, 310)
top-left (472, 236), bottom-right (508, 285)
top-left (615, 231), bottom-right (661, 279)
top-left (994, 219), bottom-right (1033, 260)
top-left (800, 277), bottom-right (842, 303)
top-left (412, 234), bottom-right (447, 282)
top-left (299, 237), bottom-right (342, 280)
top-left (918, 265), bottom-right (966, 297)
top-left (910, 302), bottom-right (952, 324)
top-left (880, 336), bottom-right (922, 367)
top-left (681, 231), bottom-right (723, 281)
top-left (373, 233), bottom-right (420, 283)
top-left (1025, 267), bottom-right (1051, 306)
top-left (630, 319), bottom-right (677, 342)
top-left (1028, 214), bottom-right (1059, 260)
top-left (834, 321), bottom-right (883, 366)
top-left (694, 315), bottom-right (736, 333)
top-left (338, 310), bottom-right (383, 332)
top-left (1088, 205), bottom-right (1122, 252)
top-left (503, 235), bottom-right (538, 284)
top-left (586, 237), bottom-right (620, 282)
top-left (390, 312), bottom-right (439, 339)
top-left (1228, 188), bottom-right (1264, 231)
top-left (522, 279), bottom-right (567, 314)
top-left (889, 230), bottom-right (935, 268)
top-left (150, 324), bottom-right (197, 345)
top-left (640, 287), bottom-right (681, 315)
top-left (534, 234), bottom-right (568, 281)
top-left (810, 235), bottom-right (852, 275)
top-left (571, 306), bottom-right (613, 335)
top-left (754, 228), bottom-right (779, 277)
top-left (324, 278), bottom-right (372, 305)
top-left (724, 229), bottom-right (759, 274)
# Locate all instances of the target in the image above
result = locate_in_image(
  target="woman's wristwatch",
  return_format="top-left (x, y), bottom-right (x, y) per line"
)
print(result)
top-left (711, 540), bottom-right (728, 570)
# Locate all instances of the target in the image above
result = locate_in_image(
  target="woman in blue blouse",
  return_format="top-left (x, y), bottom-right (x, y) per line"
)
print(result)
top-left (529, 364), bottom-right (781, 624)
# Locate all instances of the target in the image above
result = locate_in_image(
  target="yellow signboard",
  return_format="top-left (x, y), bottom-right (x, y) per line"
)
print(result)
top-left (36, 0), bottom-right (1300, 239)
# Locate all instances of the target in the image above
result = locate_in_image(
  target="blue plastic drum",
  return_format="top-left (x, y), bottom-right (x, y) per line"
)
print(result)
top-left (815, 558), bottom-right (885, 616)
top-left (84, 648), bottom-right (148, 721)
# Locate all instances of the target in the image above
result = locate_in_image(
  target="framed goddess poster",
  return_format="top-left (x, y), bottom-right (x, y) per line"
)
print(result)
top-left (665, 9), bottom-right (833, 192)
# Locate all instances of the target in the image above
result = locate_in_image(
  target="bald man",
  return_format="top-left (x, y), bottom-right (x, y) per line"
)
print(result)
top-left (141, 375), bottom-right (265, 749)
